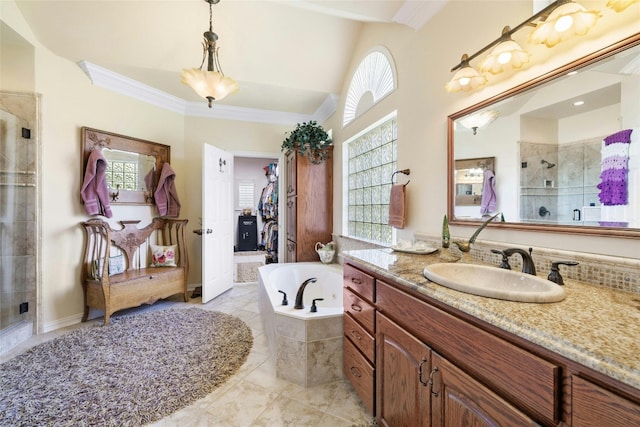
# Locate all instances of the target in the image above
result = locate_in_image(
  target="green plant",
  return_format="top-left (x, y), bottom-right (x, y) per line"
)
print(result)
top-left (281, 121), bottom-right (333, 164)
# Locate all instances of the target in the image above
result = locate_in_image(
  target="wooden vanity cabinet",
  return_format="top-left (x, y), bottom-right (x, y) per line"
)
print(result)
top-left (572, 375), bottom-right (640, 426)
top-left (284, 149), bottom-right (332, 262)
top-left (377, 313), bottom-right (431, 427)
top-left (343, 263), bottom-right (376, 415)
top-left (377, 311), bottom-right (535, 427)
top-left (344, 260), bottom-right (640, 426)
top-left (431, 353), bottom-right (537, 426)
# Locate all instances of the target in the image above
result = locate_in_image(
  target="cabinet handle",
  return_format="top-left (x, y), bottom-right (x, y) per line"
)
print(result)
top-left (418, 357), bottom-right (428, 386)
top-left (351, 277), bottom-right (362, 285)
top-left (350, 366), bottom-right (362, 378)
top-left (350, 304), bottom-right (362, 312)
top-left (429, 366), bottom-right (440, 397)
top-left (350, 330), bottom-right (362, 341)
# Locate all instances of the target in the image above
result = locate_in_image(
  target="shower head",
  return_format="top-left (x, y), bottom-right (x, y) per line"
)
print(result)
top-left (541, 159), bottom-right (556, 169)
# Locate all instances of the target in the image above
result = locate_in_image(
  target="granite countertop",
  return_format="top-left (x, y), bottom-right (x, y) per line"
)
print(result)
top-left (343, 248), bottom-right (640, 391)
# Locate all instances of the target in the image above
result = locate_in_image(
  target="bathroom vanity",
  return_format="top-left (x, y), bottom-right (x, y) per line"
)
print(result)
top-left (342, 249), bottom-right (640, 426)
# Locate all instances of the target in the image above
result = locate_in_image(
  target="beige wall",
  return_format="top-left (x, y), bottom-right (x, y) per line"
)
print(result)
top-left (181, 116), bottom-right (288, 286)
top-left (325, 0), bottom-right (640, 258)
top-left (2, 0), bottom-right (639, 331)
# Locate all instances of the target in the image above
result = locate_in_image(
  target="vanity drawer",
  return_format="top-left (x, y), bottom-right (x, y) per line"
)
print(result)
top-left (572, 375), bottom-right (640, 426)
top-left (344, 288), bottom-right (375, 335)
top-left (344, 336), bottom-right (375, 416)
top-left (344, 311), bottom-right (375, 362)
top-left (377, 281), bottom-right (560, 424)
top-left (344, 263), bottom-right (375, 302)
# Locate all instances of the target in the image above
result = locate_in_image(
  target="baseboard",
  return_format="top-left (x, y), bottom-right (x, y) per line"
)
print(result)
top-left (43, 313), bottom-right (84, 334)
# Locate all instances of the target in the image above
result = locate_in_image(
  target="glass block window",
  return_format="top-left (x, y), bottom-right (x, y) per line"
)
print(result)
top-left (105, 160), bottom-right (138, 191)
top-left (346, 115), bottom-right (397, 245)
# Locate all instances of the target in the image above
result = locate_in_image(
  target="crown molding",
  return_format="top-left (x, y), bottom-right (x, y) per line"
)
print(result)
top-left (77, 61), bottom-right (337, 126)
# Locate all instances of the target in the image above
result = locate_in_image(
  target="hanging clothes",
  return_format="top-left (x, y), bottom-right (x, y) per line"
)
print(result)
top-left (258, 180), bottom-right (278, 220)
top-left (80, 148), bottom-right (113, 218)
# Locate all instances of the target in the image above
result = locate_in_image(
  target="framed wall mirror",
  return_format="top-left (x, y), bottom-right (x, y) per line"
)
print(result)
top-left (81, 127), bottom-right (170, 205)
top-left (448, 33), bottom-right (640, 238)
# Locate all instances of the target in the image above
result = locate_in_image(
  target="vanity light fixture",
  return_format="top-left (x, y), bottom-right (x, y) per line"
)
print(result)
top-left (529, 0), bottom-right (601, 48)
top-left (446, 0), bottom-right (604, 93)
top-left (445, 54), bottom-right (487, 92)
top-left (478, 27), bottom-right (531, 75)
top-left (573, 100), bottom-right (585, 106)
top-left (180, 0), bottom-right (239, 108)
top-left (606, 0), bottom-right (640, 12)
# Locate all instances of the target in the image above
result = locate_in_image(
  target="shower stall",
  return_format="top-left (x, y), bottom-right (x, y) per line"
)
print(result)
top-left (0, 92), bottom-right (40, 352)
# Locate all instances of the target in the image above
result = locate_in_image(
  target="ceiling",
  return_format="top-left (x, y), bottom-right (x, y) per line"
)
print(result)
top-left (13, 0), bottom-right (447, 124)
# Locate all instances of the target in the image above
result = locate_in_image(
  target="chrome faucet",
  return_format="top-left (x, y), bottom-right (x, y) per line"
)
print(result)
top-left (294, 277), bottom-right (317, 309)
top-left (502, 247), bottom-right (536, 275)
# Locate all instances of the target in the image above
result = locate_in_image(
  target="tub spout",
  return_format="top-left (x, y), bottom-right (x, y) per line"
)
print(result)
top-left (294, 277), bottom-right (317, 309)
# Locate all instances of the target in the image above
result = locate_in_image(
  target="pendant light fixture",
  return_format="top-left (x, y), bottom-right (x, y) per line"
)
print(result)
top-left (181, 0), bottom-right (239, 108)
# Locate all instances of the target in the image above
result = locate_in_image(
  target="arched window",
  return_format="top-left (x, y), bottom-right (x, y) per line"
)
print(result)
top-left (343, 49), bottom-right (396, 127)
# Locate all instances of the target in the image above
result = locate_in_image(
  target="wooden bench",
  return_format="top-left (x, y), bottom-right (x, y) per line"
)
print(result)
top-left (81, 218), bottom-right (189, 325)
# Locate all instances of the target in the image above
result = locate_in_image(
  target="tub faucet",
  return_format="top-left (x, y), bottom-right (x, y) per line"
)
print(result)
top-left (503, 247), bottom-right (536, 275)
top-left (294, 277), bottom-right (317, 309)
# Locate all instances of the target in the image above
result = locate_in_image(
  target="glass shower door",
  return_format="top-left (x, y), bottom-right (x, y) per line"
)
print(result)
top-left (0, 92), bottom-right (39, 349)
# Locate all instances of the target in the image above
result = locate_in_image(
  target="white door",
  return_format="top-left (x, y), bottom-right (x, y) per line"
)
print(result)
top-left (202, 143), bottom-right (234, 303)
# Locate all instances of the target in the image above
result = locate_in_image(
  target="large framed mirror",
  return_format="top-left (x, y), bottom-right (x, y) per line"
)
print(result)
top-left (81, 127), bottom-right (170, 205)
top-left (448, 33), bottom-right (640, 239)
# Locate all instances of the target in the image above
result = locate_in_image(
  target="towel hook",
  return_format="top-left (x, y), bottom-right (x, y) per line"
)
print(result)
top-left (391, 169), bottom-right (411, 186)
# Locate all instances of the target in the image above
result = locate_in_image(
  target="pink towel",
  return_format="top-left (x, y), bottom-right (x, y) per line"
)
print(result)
top-left (388, 184), bottom-right (406, 228)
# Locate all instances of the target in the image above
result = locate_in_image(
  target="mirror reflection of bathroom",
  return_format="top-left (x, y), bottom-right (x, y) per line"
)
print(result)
top-left (519, 140), bottom-right (601, 224)
top-left (454, 157), bottom-right (495, 218)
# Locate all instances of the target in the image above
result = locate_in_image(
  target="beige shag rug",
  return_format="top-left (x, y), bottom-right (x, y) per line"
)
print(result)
top-left (0, 307), bottom-right (253, 426)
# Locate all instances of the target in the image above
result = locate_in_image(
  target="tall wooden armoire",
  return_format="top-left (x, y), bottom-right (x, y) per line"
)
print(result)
top-left (284, 148), bottom-right (333, 262)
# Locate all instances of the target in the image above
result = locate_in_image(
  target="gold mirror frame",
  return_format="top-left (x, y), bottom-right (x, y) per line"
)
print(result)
top-left (447, 33), bottom-right (640, 239)
top-left (81, 127), bottom-right (170, 205)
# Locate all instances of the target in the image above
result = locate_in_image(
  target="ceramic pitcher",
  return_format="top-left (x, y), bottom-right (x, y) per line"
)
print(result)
top-left (315, 241), bottom-right (335, 264)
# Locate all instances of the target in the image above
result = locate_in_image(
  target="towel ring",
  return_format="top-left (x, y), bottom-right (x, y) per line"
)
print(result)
top-left (391, 169), bottom-right (411, 186)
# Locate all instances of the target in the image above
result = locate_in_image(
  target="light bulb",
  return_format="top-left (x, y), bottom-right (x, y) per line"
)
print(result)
top-left (555, 15), bottom-right (574, 32)
top-left (459, 77), bottom-right (470, 86)
top-left (497, 51), bottom-right (512, 64)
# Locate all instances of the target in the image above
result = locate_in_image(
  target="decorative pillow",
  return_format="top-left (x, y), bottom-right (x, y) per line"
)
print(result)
top-left (108, 254), bottom-right (125, 275)
top-left (150, 244), bottom-right (177, 267)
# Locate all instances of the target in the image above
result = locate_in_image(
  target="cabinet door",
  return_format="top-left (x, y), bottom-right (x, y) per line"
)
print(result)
top-left (572, 375), bottom-right (640, 426)
top-left (285, 150), bottom-right (297, 196)
top-left (377, 313), bottom-right (431, 427)
top-left (285, 239), bottom-right (296, 263)
top-left (286, 196), bottom-right (296, 242)
top-left (431, 353), bottom-right (537, 427)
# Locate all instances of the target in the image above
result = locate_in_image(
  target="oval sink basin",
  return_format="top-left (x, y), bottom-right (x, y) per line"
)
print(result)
top-left (423, 263), bottom-right (565, 303)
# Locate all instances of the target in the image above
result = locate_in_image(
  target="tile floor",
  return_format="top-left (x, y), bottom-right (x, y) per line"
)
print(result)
top-left (1, 282), bottom-right (375, 427)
